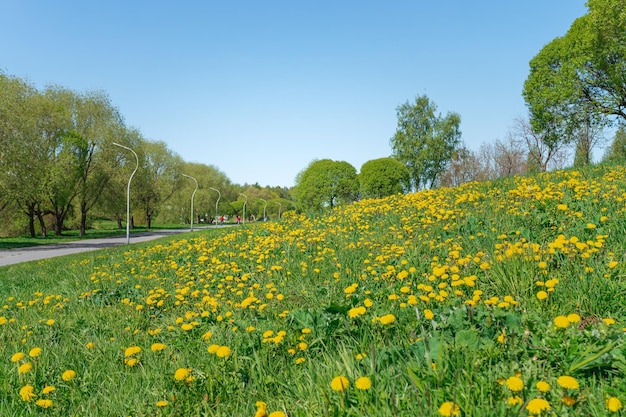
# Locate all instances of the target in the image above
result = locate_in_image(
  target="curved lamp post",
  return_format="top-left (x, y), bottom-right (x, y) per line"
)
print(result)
top-left (112, 142), bottom-right (139, 244)
top-left (182, 174), bottom-right (198, 231)
top-left (210, 187), bottom-right (220, 225)
top-left (239, 193), bottom-right (247, 224)
top-left (259, 198), bottom-right (267, 221)
top-left (276, 202), bottom-right (282, 220)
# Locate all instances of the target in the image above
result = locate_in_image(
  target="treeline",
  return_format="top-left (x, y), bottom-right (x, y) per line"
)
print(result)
top-left (0, 72), bottom-right (293, 238)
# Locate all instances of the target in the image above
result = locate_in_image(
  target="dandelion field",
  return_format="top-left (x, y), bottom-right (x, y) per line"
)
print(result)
top-left (1, 164), bottom-right (626, 416)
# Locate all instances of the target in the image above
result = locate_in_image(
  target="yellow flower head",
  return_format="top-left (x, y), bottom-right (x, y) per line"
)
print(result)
top-left (18, 362), bottom-right (33, 374)
top-left (29, 347), bottom-right (42, 358)
top-left (536, 291), bottom-right (548, 301)
top-left (61, 369), bottom-right (77, 381)
top-left (35, 399), bottom-right (53, 408)
top-left (156, 400), bottom-right (169, 407)
top-left (216, 345), bottom-right (232, 358)
top-left (124, 346), bottom-right (142, 357)
top-left (438, 401), bottom-right (460, 416)
top-left (553, 315), bottom-right (570, 329)
top-left (174, 367), bottom-right (190, 381)
top-left (355, 376), bottom-right (372, 390)
top-left (151, 343), bottom-right (166, 352)
top-left (11, 352), bottom-right (25, 362)
top-left (330, 376), bottom-right (350, 392)
top-left (505, 376), bottom-right (524, 392)
top-left (526, 398), bottom-right (551, 415)
top-left (536, 381), bottom-right (550, 392)
top-left (556, 375), bottom-right (579, 390)
top-left (19, 384), bottom-right (36, 402)
top-left (268, 412), bottom-right (286, 417)
top-left (507, 396), bottom-right (523, 406)
top-left (42, 385), bottom-right (55, 394)
top-left (606, 397), bottom-right (623, 412)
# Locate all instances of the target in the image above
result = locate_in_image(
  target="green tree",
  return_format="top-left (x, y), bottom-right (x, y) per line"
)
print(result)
top-left (523, 0), bottom-right (625, 150)
top-left (603, 125), bottom-right (626, 162)
top-left (359, 157), bottom-right (410, 199)
top-left (294, 159), bottom-right (359, 212)
top-left (390, 95), bottom-right (461, 190)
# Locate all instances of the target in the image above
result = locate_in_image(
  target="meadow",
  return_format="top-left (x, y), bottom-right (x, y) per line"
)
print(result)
top-left (1, 163), bottom-right (625, 416)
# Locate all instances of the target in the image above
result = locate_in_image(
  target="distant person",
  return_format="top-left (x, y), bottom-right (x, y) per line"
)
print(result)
top-left (236, 215), bottom-right (241, 224)
top-left (219, 215), bottom-right (224, 225)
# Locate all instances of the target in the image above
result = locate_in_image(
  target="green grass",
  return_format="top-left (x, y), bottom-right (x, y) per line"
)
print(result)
top-left (1, 164), bottom-right (625, 416)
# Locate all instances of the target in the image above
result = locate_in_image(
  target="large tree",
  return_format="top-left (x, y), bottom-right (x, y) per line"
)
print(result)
top-left (523, 0), bottom-right (625, 150)
top-left (390, 95), bottom-right (461, 190)
top-left (359, 157), bottom-right (410, 199)
top-left (294, 159), bottom-right (359, 212)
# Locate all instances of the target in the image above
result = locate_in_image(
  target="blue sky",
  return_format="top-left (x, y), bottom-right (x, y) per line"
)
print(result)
top-left (1, 1), bottom-right (588, 187)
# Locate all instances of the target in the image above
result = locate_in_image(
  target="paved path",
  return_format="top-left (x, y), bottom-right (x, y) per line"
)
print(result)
top-left (0, 227), bottom-right (217, 267)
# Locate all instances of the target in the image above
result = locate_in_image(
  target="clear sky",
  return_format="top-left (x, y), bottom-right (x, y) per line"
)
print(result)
top-left (1, 1), bottom-right (589, 188)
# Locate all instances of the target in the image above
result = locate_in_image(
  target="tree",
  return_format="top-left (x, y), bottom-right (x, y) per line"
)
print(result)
top-left (359, 157), bottom-right (410, 199)
top-left (603, 124), bottom-right (626, 162)
top-left (390, 95), bottom-right (461, 190)
top-left (438, 146), bottom-right (486, 188)
top-left (294, 159), bottom-right (359, 212)
top-left (511, 116), bottom-right (569, 172)
top-left (523, 0), bottom-right (625, 150)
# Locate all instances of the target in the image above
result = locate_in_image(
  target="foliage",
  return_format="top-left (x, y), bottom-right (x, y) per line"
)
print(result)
top-left (294, 159), bottom-right (359, 211)
top-left (390, 95), bottom-right (462, 190)
top-left (1, 162), bottom-right (625, 416)
top-left (359, 157), bottom-right (410, 199)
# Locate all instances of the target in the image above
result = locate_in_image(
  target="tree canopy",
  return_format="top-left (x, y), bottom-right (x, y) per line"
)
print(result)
top-left (359, 157), bottom-right (410, 199)
top-left (390, 95), bottom-right (461, 191)
top-left (294, 159), bottom-right (359, 212)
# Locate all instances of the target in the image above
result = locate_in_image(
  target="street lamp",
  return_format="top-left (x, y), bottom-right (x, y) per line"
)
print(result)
top-left (239, 193), bottom-right (247, 224)
top-left (210, 187), bottom-right (220, 225)
top-left (112, 142), bottom-right (138, 244)
top-left (182, 174), bottom-right (198, 231)
top-left (276, 202), bottom-right (282, 220)
top-left (259, 198), bottom-right (267, 221)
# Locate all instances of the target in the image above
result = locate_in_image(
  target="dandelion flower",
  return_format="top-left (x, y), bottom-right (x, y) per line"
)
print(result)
top-left (536, 291), bottom-right (548, 300)
top-left (124, 346), bottom-right (141, 357)
top-left (11, 352), bottom-right (25, 362)
top-left (507, 396), bottom-right (523, 406)
top-left (566, 313), bottom-right (581, 323)
top-left (553, 316), bottom-right (570, 329)
top-left (330, 376), bottom-right (350, 392)
top-left (526, 398), bottom-right (551, 415)
top-left (174, 368), bottom-right (190, 381)
top-left (606, 397), bottom-right (622, 412)
top-left (557, 375), bottom-right (579, 390)
top-left (42, 385), bottom-right (55, 394)
top-left (86, 342), bottom-right (95, 349)
top-left (255, 401), bottom-right (268, 417)
top-left (603, 318), bottom-right (616, 325)
top-left (29, 347), bottom-right (42, 357)
top-left (505, 376), bottom-right (524, 392)
top-left (19, 384), bottom-right (36, 402)
top-left (35, 399), bottom-right (53, 408)
top-left (424, 309), bottom-right (435, 320)
top-left (207, 344), bottom-right (220, 354)
top-left (355, 376), bottom-right (372, 390)
top-left (268, 412), bottom-right (286, 417)
top-left (18, 362), bottom-right (33, 374)
top-left (61, 369), bottom-right (77, 381)
top-left (216, 346), bottom-right (232, 358)
top-left (124, 357), bottom-right (139, 367)
top-left (438, 401), bottom-right (460, 416)
top-left (156, 400), bottom-right (169, 407)
top-left (562, 395), bottom-right (577, 406)
top-left (536, 381), bottom-right (550, 392)
top-left (46, 319), bottom-right (55, 326)
top-left (151, 343), bottom-right (166, 352)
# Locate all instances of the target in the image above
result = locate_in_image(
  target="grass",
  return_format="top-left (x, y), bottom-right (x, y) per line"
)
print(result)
top-left (1, 163), bottom-right (625, 416)
top-left (0, 220), bottom-right (190, 249)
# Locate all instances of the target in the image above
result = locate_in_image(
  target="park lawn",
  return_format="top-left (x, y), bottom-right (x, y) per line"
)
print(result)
top-left (1, 163), bottom-right (625, 416)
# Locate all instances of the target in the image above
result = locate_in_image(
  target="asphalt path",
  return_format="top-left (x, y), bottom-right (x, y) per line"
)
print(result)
top-left (0, 227), bottom-right (219, 267)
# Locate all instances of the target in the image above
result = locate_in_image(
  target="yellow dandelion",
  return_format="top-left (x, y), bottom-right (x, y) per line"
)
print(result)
top-left (156, 400), bottom-right (169, 407)
top-left (61, 369), bottom-right (77, 381)
top-left (18, 362), bottom-right (33, 374)
top-left (11, 352), bottom-right (25, 362)
top-left (424, 309), bottom-right (434, 320)
top-left (19, 384), bottom-right (36, 402)
top-left (562, 395), bottom-right (577, 406)
top-left (124, 346), bottom-right (142, 357)
top-left (438, 401), bottom-right (460, 416)
top-left (354, 376), bottom-right (372, 390)
top-left (124, 357), bottom-right (139, 367)
top-left (330, 376), bottom-right (350, 392)
top-left (216, 346), bottom-right (232, 358)
top-left (497, 332), bottom-right (506, 343)
top-left (86, 342), bottom-right (95, 349)
top-left (556, 375), bottom-right (579, 389)
top-left (553, 315), bottom-right (570, 329)
top-left (506, 396), bottom-right (523, 406)
top-left (29, 347), bottom-right (42, 357)
top-left (268, 412), bottom-right (286, 417)
top-left (526, 398), bottom-right (551, 415)
top-left (566, 313), bottom-right (581, 323)
top-left (603, 317), bottom-right (616, 325)
top-left (606, 397), bottom-right (622, 412)
top-left (536, 381), bottom-right (550, 392)
top-left (295, 357), bottom-right (305, 364)
top-left (536, 291), bottom-right (548, 300)
top-left (505, 376), bottom-right (524, 392)
top-left (46, 319), bottom-right (55, 326)
top-left (151, 343), bottom-right (166, 352)
top-left (201, 331), bottom-right (213, 340)
top-left (174, 367), bottom-right (190, 381)
top-left (35, 399), bottom-right (53, 408)
top-left (207, 344), bottom-right (220, 354)
top-left (42, 385), bottom-right (55, 394)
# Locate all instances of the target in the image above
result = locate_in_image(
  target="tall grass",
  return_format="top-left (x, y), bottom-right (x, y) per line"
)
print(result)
top-left (1, 163), bottom-right (625, 416)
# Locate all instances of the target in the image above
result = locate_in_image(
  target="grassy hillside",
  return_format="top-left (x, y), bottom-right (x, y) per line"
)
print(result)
top-left (1, 163), bottom-right (625, 416)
